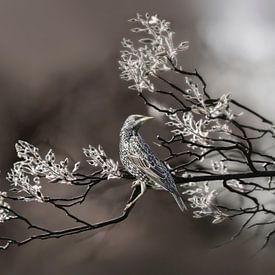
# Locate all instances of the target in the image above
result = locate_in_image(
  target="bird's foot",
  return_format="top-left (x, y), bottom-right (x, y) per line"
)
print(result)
top-left (124, 181), bottom-right (146, 211)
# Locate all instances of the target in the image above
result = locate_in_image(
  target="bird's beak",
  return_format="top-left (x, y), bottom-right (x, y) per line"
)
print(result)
top-left (139, 116), bottom-right (154, 124)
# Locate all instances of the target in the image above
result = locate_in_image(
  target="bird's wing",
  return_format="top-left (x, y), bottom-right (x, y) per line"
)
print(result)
top-left (128, 135), bottom-right (175, 192)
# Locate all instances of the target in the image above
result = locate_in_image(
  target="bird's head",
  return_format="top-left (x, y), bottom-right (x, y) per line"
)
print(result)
top-left (123, 114), bottom-right (154, 131)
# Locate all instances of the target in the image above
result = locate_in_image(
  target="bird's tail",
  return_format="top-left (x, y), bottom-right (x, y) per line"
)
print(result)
top-left (172, 192), bottom-right (187, 212)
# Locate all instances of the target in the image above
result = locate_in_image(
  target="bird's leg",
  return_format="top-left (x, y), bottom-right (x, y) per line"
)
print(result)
top-left (124, 180), bottom-right (146, 210)
top-left (131, 180), bottom-right (140, 188)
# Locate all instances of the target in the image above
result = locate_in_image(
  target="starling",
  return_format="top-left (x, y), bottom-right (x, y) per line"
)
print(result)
top-left (119, 114), bottom-right (187, 211)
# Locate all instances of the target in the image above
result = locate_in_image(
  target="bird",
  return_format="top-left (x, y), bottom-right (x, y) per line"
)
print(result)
top-left (119, 114), bottom-right (187, 211)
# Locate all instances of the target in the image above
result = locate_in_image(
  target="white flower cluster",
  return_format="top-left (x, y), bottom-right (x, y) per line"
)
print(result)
top-left (181, 182), bottom-right (228, 223)
top-left (6, 140), bottom-right (80, 202)
top-left (0, 192), bottom-right (14, 223)
top-left (186, 78), bottom-right (234, 121)
top-left (226, 179), bottom-right (248, 193)
top-left (206, 94), bottom-right (235, 120)
top-left (211, 160), bottom-right (228, 174)
top-left (119, 13), bottom-right (189, 92)
top-left (166, 87), bottom-right (234, 151)
top-left (83, 145), bottom-right (121, 180)
top-left (167, 112), bottom-right (209, 149)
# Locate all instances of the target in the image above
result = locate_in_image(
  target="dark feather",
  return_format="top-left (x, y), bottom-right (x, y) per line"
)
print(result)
top-left (129, 135), bottom-right (176, 192)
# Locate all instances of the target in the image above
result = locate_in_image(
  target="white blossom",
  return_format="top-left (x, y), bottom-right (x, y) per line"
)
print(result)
top-left (181, 182), bottom-right (228, 223)
top-left (166, 93), bottom-right (235, 151)
top-left (119, 13), bottom-right (189, 92)
top-left (83, 145), bottom-right (121, 180)
top-left (185, 77), bottom-right (235, 120)
top-left (211, 160), bottom-right (228, 174)
top-left (226, 179), bottom-right (248, 193)
top-left (165, 77), bottom-right (236, 152)
top-left (207, 94), bottom-right (234, 120)
top-left (166, 111), bottom-right (210, 150)
top-left (185, 77), bottom-right (207, 111)
top-left (6, 140), bottom-right (80, 202)
top-left (0, 192), bottom-right (14, 223)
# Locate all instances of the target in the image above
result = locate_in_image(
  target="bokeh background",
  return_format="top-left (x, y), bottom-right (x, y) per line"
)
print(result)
top-left (0, 0), bottom-right (275, 274)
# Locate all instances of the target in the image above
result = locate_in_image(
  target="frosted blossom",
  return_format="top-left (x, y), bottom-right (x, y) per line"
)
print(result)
top-left (211, 160), bottom-right (228, 174)
top-left (185, 77), bottom-right (235, 120)
top-left (0, 192), bottom-right (14, 223)
top-left (6, 140), bottom-right (80, 202)
top-left (185, 77), bottom-right (207, 111)
top-left (207, 94), bottom-right (234, 120)
top-left (119, 13), bottom-right (189, 92)
top-left (166, 94), bottom-right (234, 151)
top-left (181, 182), bottom-right (228, 223)
top-left (164, 78), bottom-right (236, 153)
top-left (166, 112), bottom-right (210, 150)
top-left (83, 145), bottom-right (121, 179)
top-left (226, 179), bottom-right (248, 193)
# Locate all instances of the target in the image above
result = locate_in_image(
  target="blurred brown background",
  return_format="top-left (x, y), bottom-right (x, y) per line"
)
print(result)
top-left (0, 0), bottom-right (275, 274)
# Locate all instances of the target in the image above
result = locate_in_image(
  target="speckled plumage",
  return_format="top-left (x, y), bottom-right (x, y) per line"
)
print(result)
top-left (119, 114), bottom-right (187, 211)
